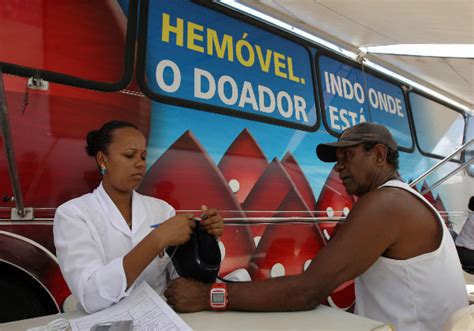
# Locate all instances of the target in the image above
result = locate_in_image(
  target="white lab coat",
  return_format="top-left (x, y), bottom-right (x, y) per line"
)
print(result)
top-left (53, 183), bottom-right (177, 313)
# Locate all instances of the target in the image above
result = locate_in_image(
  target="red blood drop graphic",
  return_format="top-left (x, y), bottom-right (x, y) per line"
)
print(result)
top-left (282, 152), bottom-right (317, 213)
top-left (219, 129), bottom-right (269, 204)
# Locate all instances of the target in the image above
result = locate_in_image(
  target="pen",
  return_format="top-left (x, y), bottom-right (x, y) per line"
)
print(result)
top-left (150, 214), bottom-right (209, 228)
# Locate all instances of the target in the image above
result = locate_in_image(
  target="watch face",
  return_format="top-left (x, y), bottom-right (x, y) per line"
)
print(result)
top-left (212, 292), bottom-right (225, 304)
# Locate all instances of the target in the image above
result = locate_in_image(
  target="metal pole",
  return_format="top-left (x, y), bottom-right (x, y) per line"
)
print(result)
top-left (420, 158), bottom-right (474, 195)
top-left (410, 139), bottom-right (474, 188)
top-left (0, 67), bottom-right (26, 217)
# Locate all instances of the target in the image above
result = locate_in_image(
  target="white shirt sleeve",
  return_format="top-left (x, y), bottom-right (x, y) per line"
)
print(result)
top-left (456, 213), bottom-right (474, 249)
top-left (53, 202), bottom-right (133, 313)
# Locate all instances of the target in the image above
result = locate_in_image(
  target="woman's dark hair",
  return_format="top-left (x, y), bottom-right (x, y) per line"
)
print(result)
top-left (86, 121), bottom-right (138, 157)
top-left (469, 196), bottom-right (474, 212)
top-left (362, 142), bottom-right (399, 170)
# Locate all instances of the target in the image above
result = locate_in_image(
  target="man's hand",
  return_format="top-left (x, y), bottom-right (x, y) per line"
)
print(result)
top-left (200, 205), bottom-right (224, 237)
top-left (165, 278), bottom-right (212, 313)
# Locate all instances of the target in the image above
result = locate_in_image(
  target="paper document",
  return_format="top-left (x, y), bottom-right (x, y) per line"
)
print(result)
top-left (69, 282), bottom-right (192, 331)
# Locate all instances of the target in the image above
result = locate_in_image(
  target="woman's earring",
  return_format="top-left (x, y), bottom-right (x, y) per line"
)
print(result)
top-left (100, 166), bottom-right (107, 176)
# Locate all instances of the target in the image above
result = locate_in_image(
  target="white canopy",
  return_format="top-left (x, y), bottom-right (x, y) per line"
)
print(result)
top-left (236, 0), bottom-right (474, 112)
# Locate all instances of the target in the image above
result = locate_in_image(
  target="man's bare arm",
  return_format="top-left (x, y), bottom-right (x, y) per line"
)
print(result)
top-left (166, 190), bottom-right (401, 312)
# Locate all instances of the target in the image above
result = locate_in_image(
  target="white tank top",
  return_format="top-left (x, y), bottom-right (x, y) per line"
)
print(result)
top-left (354, 180), bottom-right (468, 331)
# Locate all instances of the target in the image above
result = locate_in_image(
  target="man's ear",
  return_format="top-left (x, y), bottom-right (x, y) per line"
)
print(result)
top-left (373, 144), bottom-right (388, 166)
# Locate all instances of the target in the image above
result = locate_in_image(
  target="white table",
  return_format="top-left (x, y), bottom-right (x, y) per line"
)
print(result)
top-left (0, 306), bottom-right (386, 330)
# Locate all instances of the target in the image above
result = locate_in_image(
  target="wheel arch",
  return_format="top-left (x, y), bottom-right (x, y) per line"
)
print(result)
top-left (0, 231), bottom-right (70, 312)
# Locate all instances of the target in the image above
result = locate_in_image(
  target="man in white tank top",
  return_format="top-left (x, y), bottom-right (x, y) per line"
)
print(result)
top-left (165, 123), bottom-right (467, 331)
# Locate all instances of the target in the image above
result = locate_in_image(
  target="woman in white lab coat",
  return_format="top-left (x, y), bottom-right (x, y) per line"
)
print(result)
top-left (53, 121), bottom-right (224, 313)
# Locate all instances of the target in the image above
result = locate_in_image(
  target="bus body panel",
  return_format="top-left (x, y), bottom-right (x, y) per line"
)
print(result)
top-left (0, 0), bottom-right (472, 318)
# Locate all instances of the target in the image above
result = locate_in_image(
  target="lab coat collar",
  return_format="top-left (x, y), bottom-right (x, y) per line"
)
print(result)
top-left (94, 182), bottom-right (146, 237)
top-left (131, 190), bottom-right (146, 236)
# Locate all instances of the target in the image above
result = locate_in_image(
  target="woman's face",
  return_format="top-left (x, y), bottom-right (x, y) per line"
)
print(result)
top-left (99, 127), bottom-right (147, 193)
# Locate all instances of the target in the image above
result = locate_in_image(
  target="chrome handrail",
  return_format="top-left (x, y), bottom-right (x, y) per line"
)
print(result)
top-left (0, 68), bottom-right (26, 217)
top-left (410, 139), bottom-right (474, 190)
top-left (420, 158), bottom-right (474, 195)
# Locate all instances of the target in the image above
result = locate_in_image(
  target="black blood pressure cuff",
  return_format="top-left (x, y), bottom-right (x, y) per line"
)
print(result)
top-left (166, 221), bottom-right (221, 283)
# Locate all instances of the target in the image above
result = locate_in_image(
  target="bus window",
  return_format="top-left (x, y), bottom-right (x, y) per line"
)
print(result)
top-left (137, 0), bottom-right (318, 131)
top-left (317, 55), bottom-right (412, 150)
top-left (0, 0), bottom-right (134, 86)
top-left (409, 93), bottom-right (465, 160)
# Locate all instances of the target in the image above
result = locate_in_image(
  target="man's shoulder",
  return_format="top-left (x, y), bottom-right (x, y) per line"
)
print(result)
top-left (348, 187), bottom-right (419, 229)
top-left (356, 187), bottom-right (409, 211)
top-left (357, 186), bottom-right (436, 229)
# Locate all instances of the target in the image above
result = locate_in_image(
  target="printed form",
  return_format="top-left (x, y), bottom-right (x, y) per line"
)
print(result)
top-left (69, 282), bottom-right (192, 331)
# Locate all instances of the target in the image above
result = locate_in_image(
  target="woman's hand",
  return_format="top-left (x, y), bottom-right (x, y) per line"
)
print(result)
top-left (200, 205), bottom-right (224, 237)
top-left (157, 213), bottom-right (196, 247)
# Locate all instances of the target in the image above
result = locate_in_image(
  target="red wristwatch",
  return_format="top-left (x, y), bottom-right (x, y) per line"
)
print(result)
top-left (209, 283), bottom-right (228, 310)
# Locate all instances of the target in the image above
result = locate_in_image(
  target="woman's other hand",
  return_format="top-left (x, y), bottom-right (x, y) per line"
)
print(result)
top-left (200, 205), bottom-right (224, 237)
top-left (158, 213), bottom-right (196, 247)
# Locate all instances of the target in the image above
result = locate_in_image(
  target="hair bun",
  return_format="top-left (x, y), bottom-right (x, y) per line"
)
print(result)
top-left (85, 121), bottom-right (138, 158)
top-left (85, 130), bottom-right (100, 156)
